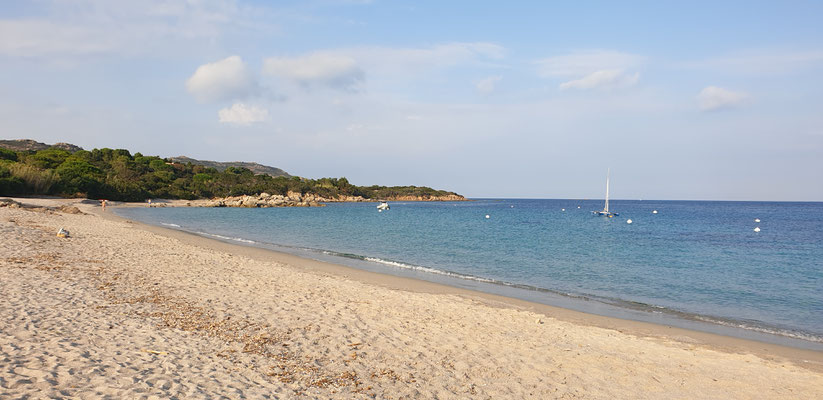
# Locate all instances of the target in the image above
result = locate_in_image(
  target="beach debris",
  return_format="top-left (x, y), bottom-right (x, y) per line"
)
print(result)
top-left (56, 227), bottom-right (70, 238)
top-left (0, 198), bottom-right (20, 208)
top-left (754, 227), bottom-right (761, 232)
top-left (536, 318), bottom-right (543, 324)
top-left (485, 214), bottom-right (490, 219)
top-left (755, 218), bottom-right (761, 223)
top-left (627, 219), bottom-right (633, 224)
top-left (652, 210), bottom-right (658, 214)
top-left (141, 349), bottom-right (169, 355)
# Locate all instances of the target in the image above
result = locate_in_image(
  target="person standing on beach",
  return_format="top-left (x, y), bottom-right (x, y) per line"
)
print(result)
top-left (101, 199), bottom-right (107, 211)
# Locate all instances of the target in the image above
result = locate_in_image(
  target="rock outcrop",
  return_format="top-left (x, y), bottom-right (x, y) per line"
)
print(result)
top-left (0, 139), bottom-right (83, 153)
top-left (204, 193), bottom-right (324, 208)
top-left (200, 192), bottom-right (467, 208)
top-left (379, 194), bottom-right (466, 202)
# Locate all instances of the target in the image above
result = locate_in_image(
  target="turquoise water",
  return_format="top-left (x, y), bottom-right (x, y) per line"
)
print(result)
top-left (116, 199), bottom-right (823, 348)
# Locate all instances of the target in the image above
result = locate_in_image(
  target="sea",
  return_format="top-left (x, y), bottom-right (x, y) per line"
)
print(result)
top-left (115, 199), bottom-right (823, 350)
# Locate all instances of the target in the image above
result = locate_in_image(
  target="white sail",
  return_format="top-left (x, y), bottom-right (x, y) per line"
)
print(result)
top-left (603, 168), bottom-right (610, 213)
top-left (592, 168), bottom-right (617, 217)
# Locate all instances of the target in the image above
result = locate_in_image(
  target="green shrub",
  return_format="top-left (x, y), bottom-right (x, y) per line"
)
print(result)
top-left (55, 159), bottom-right (103, 196)
top-left (0, 147), bottom-right (18, 161)
top-left (26, 148), bottom-right (71, 169)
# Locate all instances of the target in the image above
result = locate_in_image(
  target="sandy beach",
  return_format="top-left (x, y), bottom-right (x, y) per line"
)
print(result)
top-left (2, 197), bottom-right (822, 399)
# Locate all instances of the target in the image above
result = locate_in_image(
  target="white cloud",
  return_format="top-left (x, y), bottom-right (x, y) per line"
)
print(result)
top-left (559, 70), bottom-right (639, 90)
top-left (186, 56), bottom-right (257, 103)
top-left (263, 53), bottom-right (365, 91)
top-left (536, 50), bottom-right (643, 91)
top-left (697, 86), bottom-right (748, 111)
top-left (475, 76), bottom-right (502, 94)
top-left (536, 50), bottom-right (644, 77)
top-left (218, 103), bottom-right (269, 125)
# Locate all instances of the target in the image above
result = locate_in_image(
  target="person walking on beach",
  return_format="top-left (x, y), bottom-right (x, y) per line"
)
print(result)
top-left (101, 199), bottom-right (107, 211)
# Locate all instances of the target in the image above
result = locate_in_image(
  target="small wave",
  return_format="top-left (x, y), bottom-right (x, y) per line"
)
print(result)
top-left (161, 223), bottom-right (181, 228)
top-left (362, 256), bottom-right (498, 284)
top-left (196, 231), bottom-right (256, 244)
top-left (694, 316), bottom-right (823, 343)
top-left (352, 255), bottom-right (823, 344)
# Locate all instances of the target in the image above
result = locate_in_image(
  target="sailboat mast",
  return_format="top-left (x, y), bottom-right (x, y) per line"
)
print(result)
top-left (604, 168), bottom-right (610, 213)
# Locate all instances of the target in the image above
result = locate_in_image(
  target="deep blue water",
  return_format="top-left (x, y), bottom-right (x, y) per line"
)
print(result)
top-left (116, 199), bottom-right (823, 348)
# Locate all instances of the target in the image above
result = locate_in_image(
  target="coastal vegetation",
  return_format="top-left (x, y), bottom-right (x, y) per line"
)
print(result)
top-left (0, 144), bottom-right (463, 202)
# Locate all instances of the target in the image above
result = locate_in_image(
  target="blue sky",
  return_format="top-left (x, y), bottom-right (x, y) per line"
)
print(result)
top-left (1, 0), bottom-right (821, 200)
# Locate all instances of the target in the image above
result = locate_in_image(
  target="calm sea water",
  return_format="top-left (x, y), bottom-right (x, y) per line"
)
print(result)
top-left (116, 199), bottom-right (823, 349)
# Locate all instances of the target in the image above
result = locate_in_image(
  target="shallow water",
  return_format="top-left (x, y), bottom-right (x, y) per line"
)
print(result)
top-left (117, 199), bottom-right (823, 348)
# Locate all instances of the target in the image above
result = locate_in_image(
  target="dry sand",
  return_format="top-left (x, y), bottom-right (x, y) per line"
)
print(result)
top-left (2, 197), bottom-right (822, 399)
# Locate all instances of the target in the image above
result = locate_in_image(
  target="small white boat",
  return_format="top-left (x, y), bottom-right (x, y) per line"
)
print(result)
top-left (377, 201), bottom-right (390, 211)
top-left (592, 168), bottom-right (618, 217)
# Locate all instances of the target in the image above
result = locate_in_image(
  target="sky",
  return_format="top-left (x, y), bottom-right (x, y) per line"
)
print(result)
top-left (1, 0), bottom-right (821, 201)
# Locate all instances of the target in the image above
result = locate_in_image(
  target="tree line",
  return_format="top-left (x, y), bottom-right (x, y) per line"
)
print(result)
top-left (0, 146), bottom-right (461, 202)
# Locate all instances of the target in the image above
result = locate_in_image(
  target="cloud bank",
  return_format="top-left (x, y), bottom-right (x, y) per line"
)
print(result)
top-left (0, 0), bottom-right (268, 60)
top-left (263, 53), bottom-right (365, 91)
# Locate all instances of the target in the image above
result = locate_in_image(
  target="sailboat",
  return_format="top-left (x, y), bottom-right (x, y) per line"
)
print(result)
top-left (592, 168), bottom-right (618, 217)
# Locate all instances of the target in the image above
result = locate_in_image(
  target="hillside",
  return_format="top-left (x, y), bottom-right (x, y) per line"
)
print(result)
top-left (0, 140), bottom-right (291, 178)
top-left (169, 156), bottom-right (290, 178)
top-left (0, 141), bottom-right (465, 202)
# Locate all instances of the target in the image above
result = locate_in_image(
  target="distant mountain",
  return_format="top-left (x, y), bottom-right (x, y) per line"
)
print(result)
top-left (169, 156), bottom-right (290, 178)
top-left (0, 139), bottom-right (83, 153)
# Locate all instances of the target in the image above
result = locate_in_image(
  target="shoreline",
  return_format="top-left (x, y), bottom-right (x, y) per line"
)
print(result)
top-left (101, 203), bottom-right (823, 369)
top-left (113, 201), bottom-right (823, 354)
top-left (3, 196), bottom-right (823, 398)
top-left (149, 225), bottom-right (823, 351)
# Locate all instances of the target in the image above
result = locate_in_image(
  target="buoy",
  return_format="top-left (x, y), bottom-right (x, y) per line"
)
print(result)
top-left (754, 227), bottom-right (761, 232)
top-left (577, 206), bottom-right (581, 209)
top-left (754, 218), bottom-right (760, 223)
top-left (627, 219), bottom-right (633, 224)
top-left (485, 215), bottom-right (490, 219)
top-left (561, 208), bottom-right (565, 211)
top-left (652, 210), bottom-right (658, 214)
